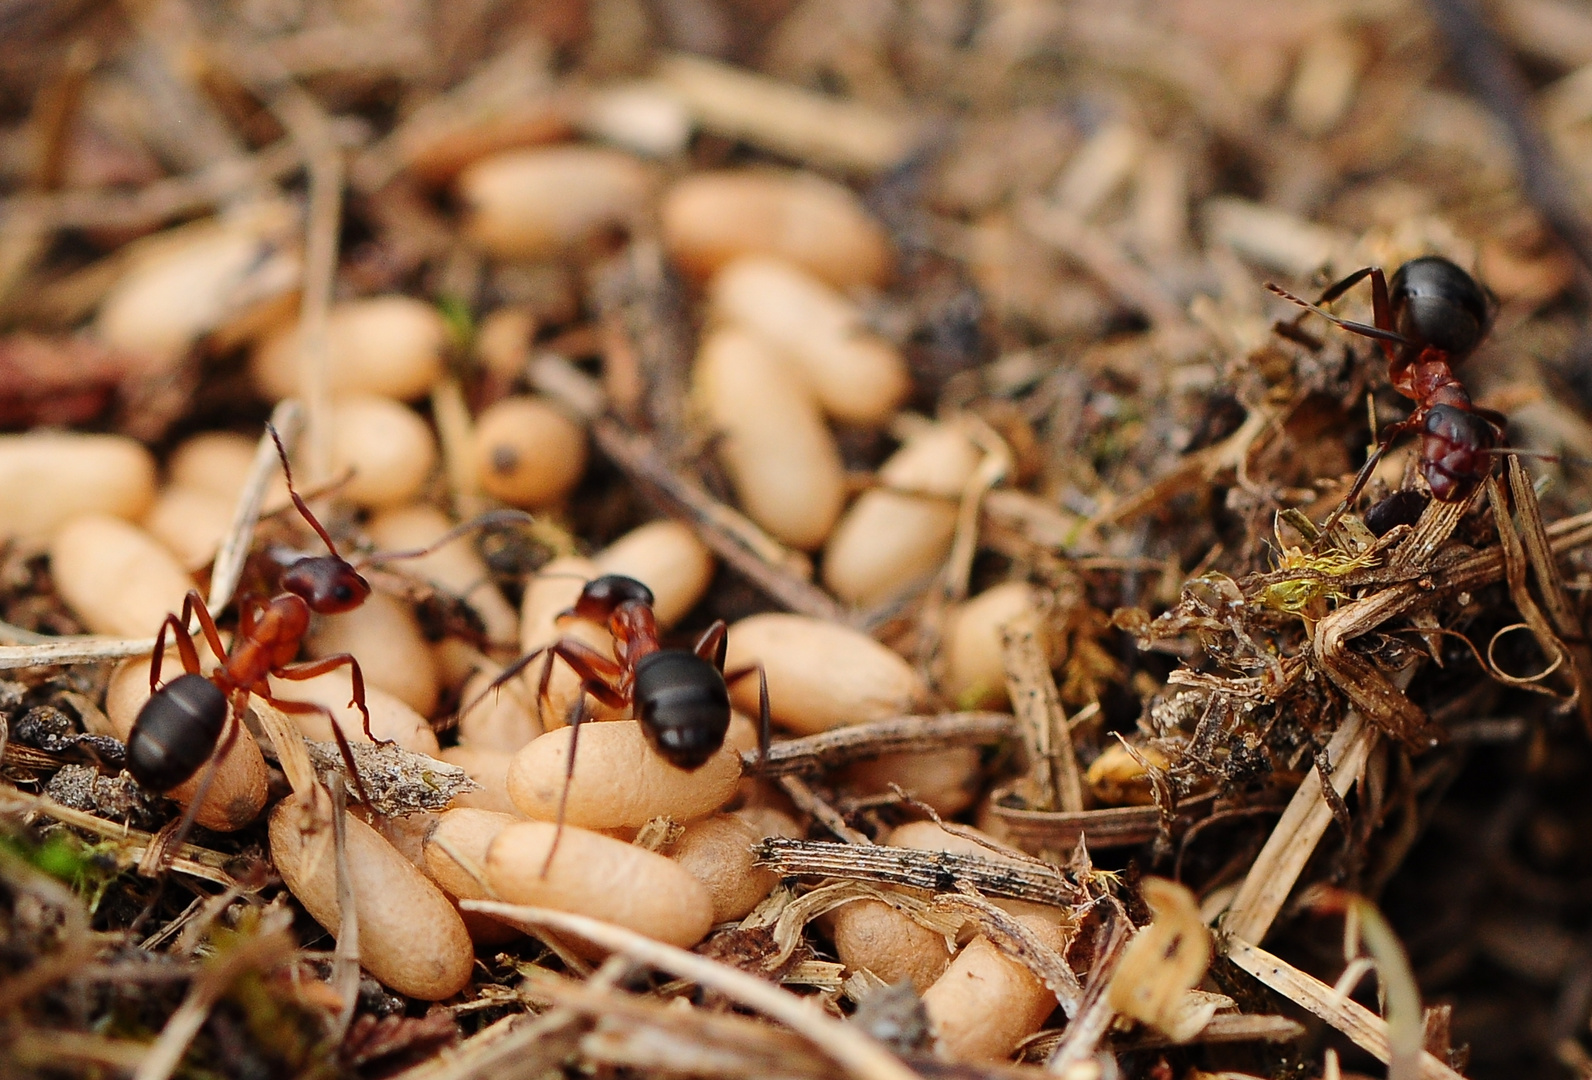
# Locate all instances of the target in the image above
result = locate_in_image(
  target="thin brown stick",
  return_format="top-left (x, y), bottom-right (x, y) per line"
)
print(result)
top-left (754, 837), bottom-right (1079, 907)
top-left (745, 712), bottom-right (1015, 776)
top-left (776, 775), bottom-right (873, 845)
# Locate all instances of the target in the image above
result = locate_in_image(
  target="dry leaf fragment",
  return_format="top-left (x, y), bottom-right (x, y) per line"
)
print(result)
top-left (1107, 877), bottom-right (1212, 1039)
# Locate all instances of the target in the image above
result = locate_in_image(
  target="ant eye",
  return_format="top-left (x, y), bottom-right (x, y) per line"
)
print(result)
top-left (334, 584), bottom-right (354, 602)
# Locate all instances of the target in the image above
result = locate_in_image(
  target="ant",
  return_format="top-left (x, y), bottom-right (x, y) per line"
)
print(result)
top-left (127, 426), bottom-right (379, 804)
top-left (479, 573), bottom-right (770, 870)
top-left (1267, 255), bottom-right (1505, 528)
top-left (128, 426), bottom-right (533, 806)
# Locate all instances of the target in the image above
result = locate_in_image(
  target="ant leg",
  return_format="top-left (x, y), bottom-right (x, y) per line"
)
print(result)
top-left (359, 509), bottom-right (537, 567)
top-left (723, 664), bottom-right (771, 769)
top-left (540, 674), bottom-right (628, 879)
top-left (271, 653), bottom-right (376, 744)
top-left (148, 588), bottom-right (227, 692)
top-left (690, 621), bottom-right (729, 670)
top-left (266, 693), bottom-right (375, 808)
top-left (1319, 415), bottom-right (1423, 534)
top-left (531, 638), bottom-right (625, 726)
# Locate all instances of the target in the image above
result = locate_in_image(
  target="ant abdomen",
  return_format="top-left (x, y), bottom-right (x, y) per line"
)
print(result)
top-left (633, 650), bottom-right (732, 770)
top-left (128, 673), bottom-right (228, 792)
top-left (1389, 256), bottom-right (1491, 359)
top-left (1419, 403), bottom-right (1498, 501)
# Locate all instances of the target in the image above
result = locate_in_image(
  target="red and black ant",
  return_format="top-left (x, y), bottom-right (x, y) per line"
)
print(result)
top-left (128, 426), bottom-right (531, 805)
top-left (1267, 255), bottom-right (1505, 526)
top-left (478, 573), bottom-right (770, 869)
top-left (128, 427), bottom-right (375, 804)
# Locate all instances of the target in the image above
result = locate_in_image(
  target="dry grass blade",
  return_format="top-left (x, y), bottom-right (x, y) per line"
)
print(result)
top-left (1001, 610), bottom-right (1083, 813)
top-left (1224, 938), bottom-right (1463, 1080)
top-left (1223, 711), bottom-right (1373, 945)
top-left (462, 902), bottom-right (924, 1080)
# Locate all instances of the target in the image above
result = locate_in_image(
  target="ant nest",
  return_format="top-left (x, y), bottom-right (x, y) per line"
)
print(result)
top-left (5, 7), bottom-right (1592, 1078)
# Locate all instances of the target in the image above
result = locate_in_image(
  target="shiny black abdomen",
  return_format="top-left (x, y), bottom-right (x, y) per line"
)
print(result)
top-left (127, 673), bottom-right (227, 791)
top-left (633, 650), bottom-right (730, 770)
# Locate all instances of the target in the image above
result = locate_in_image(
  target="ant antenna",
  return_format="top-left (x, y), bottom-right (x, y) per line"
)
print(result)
top-left (1266, 283), bottom-right (1412, 349)
top-left (267, 423), bottom-right (342, 558)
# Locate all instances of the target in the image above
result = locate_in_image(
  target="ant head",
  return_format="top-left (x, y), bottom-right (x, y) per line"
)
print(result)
top-left (1389, 256), bottom-right (1492, 359)
top-left (565, 574), bottom-right (656, 623)
top-left (280, 555), bottom-right (372, 614)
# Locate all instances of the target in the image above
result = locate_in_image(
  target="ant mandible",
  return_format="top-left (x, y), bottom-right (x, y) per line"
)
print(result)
top-left (1267, 255), bottom-right (1505, 527)
top-left (127, 425), bottom-right (380, 801)
top-left (479, 573), bottom-right (770, 869)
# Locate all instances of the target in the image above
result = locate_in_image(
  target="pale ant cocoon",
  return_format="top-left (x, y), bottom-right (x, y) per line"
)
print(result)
top-left (326, 396), bottom-right (438, 510)
top-left (708, 255), bottom-right (908, 427)
top-left (422, 807), bottom-right (525, 944)
top-left (270, 790), bottom-right (474, 1001)
top-left (661, 170), bottom-right (893, 290)
top-left (822, 423), bottom-right (983, 607)
top-left (724, 613), bottom-right (927, 735)
top-left (669, 813), bottom-right (776, 924)
top-left (921, 914), bottom-right (1069, 1063)
top-left (694, 327), bottom-right (846, 551)
top-left (506, 719), bottom-right (740, 829)
top-left (439, 744), bottom-right (522, 815)
top-left (270, 671), bottom-right (441, 755)
top-left (485, 820), bottom-right (714, 947)
top-left (846, 746), bottom-right (981, 817)
top-left (457, 663), bottom-right (542, 753)
top-left (825, 900), bottom-right (952, 994)
top-left (96, 209), bottom-right (300, 368)
top-left (307, 590), bottom-right (440, 718)
top-left (143, 485), bottom-right (235, 572)
top-left (593, 520), bottom-right (715, 630)
top-left (941, 582), bottom-right (1044, 710)
top-left (166, 432), bottom-right (256, 499)
top-left (50, 515), bottom-right (193, 638)
top-left (0, 433), bottom-right (156, 543)
top-left (458, 146), bottom-right (654, 260)
top-left (250, 296), bottom-right (448, 403)
top-left (105, 652), bottom-right (268, 833)
top-left (472, 395), bottom-right (589, 509)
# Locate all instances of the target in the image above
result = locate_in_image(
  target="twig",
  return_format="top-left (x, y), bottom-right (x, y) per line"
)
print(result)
top-left (208, 400), bottom-right (303, 615)
top-left (0, 789), bottom-right (238, 886)
top-left (461, 903), bottom-right (923, 1080)
top-left (776, 775), bottom-right (873, 845)
top-left (744, 712), bottom-right (1015, 776)
top-left (1224, 937), bottom-right (1464, 1080)
top-left (269, 86), bottom-right (345, 485)
top-left (0, 140), bottom-right (304, 232)
top-left (654, 52), bottom-right (918, 175)
top-left (1001, 612), bottom-right (1083, 813)
top-left (754, 837), bottom-right (1080, 907)
top-left (1045, 910), bottom-right (1129, 1073)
